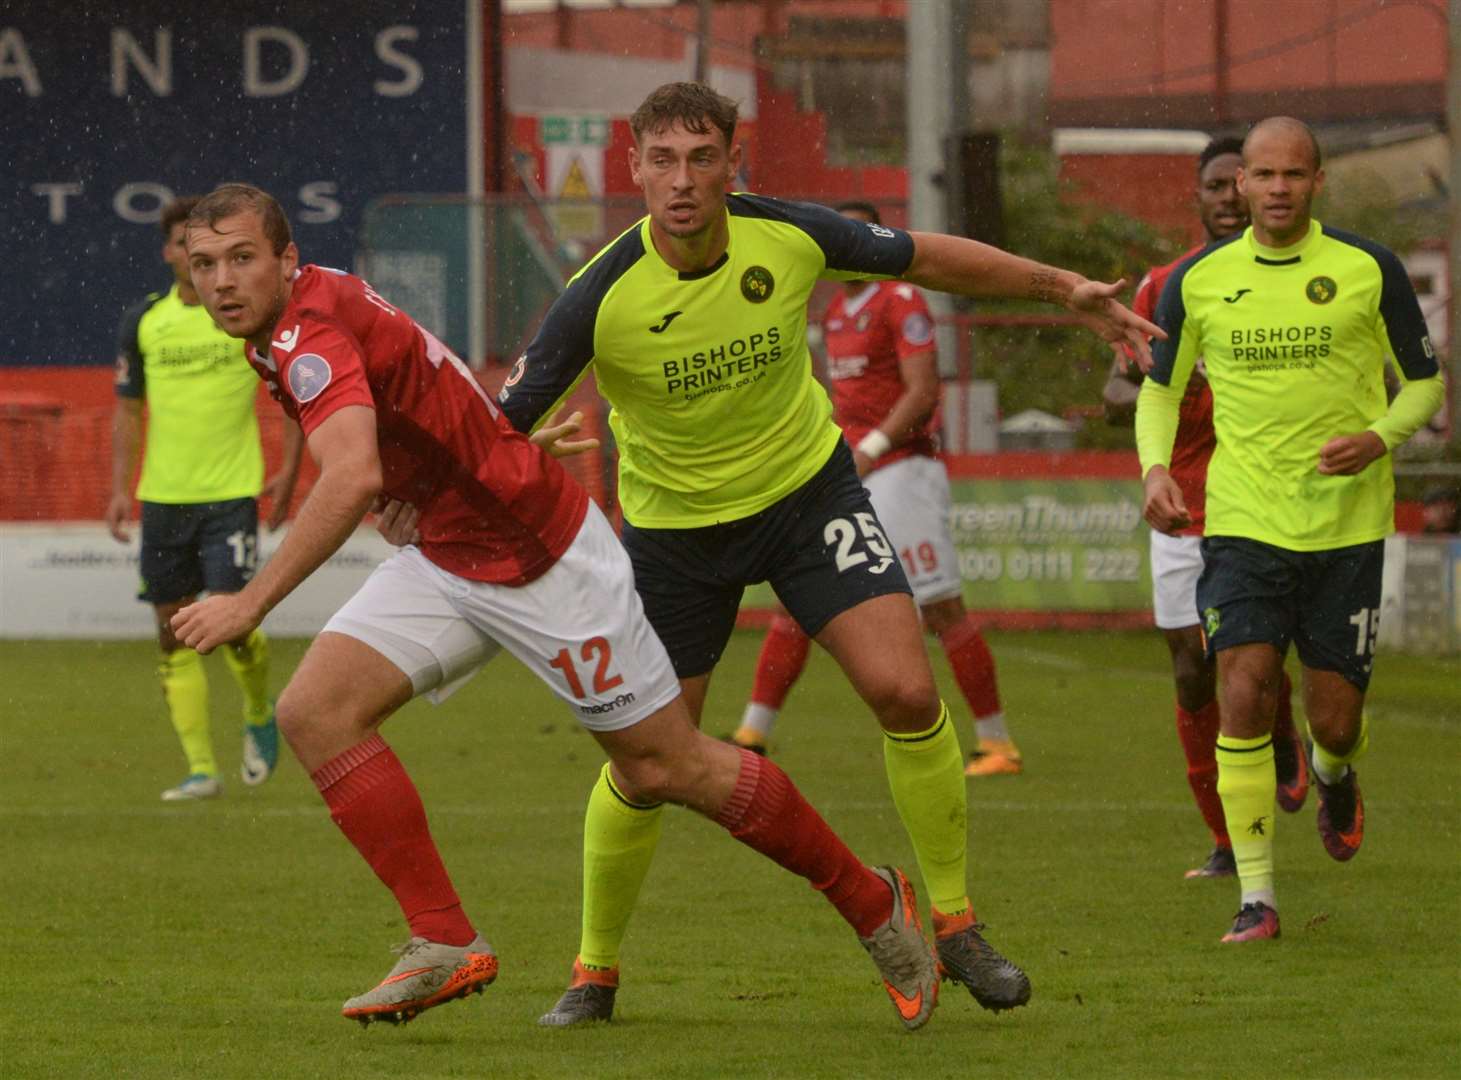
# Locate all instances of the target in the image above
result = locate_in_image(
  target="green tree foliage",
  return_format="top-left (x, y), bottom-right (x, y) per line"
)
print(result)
top-left (960, 138), bottom-right (1181, 449)
top-left (1316, 165), bottom-right (1438, 256)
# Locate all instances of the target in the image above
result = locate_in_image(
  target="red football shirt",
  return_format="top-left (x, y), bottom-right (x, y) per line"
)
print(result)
top-left (823, 281), bottom-right (939, 468)
top-left (1133, 250), bottom-right (1214, 535)
top-left (247, 266), bottom-right (587, 585)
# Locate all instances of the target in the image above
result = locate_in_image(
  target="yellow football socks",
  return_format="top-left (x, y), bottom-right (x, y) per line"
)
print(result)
top-left (159, 647), bottom-right (215, 777)
top-left (223, 627), bottom-right (273, 726)
top-left (579, 763), bottom-right (664, 970)
top-left (882, 701), bottom-right (970, 917)
top-left (1216, 734), bottom-right (1276, 905)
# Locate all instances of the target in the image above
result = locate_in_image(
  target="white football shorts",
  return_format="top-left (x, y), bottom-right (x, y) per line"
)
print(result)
top-left (322, 502), bottom-right (681, 732)
top-left (1149, 530), bottom-right (1204, 630)
top-left (861, 454), bottom-right (963, 606)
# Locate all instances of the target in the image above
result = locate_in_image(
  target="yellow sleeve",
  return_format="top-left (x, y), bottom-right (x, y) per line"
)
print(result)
top-left (1136, 296), bottom-right (1199, 478)
top-left (1135, 378), bottom-right (1184, 477)
top-left (1368, 373), bottom-right (1445, 450)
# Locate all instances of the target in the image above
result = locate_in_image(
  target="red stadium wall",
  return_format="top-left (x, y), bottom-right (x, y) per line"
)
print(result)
top-left (0, 365), bottom-right (621, 525)
top-left (1050, 0), bottom-right (1447, 127)
top-left (2, 366), bottom-right (1427, 534)
top-left (751, 68), bottom-right (910, 208)
top-left (0, 367), bottom-right (317, 524)
top-left (1059, 152), bottom-right (1206, 246)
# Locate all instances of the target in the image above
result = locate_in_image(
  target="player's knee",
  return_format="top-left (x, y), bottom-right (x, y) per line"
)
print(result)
top-left (1171, 652), bottom-right (1214, 708)
top-left (273, 687), bottom-right (311, 747)
top-left (1305, 697), bottom-right (1363, 756)
top-left (867, 676), bottom-right (940, 733)
top-left (612, 753), bottom-right (699, 805)
top-left (920, 598), bottom-right (965, 636)
top-left (273, 679), bottom-right (351, 746)
top-left (1218, 667), bottom-right (1279, 733)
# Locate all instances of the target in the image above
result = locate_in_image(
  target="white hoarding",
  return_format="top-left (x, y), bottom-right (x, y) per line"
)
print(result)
top-left (0, 524), bottom-right (395, 639)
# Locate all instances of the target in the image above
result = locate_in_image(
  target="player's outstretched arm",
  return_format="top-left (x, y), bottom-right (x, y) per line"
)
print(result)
top-left (902, 232), bottom-right (1164, 366)
top-left (173, 405), bottom-right (381, 653)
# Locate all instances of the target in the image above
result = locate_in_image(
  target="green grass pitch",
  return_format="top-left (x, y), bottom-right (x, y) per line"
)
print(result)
top-left (2, 631), bottom-right (1457, 1079)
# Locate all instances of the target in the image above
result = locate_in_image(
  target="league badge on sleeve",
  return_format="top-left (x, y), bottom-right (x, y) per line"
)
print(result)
top-left (901, 312), bottom-right (935, 347)
top-left (288, 353), bottom-right (333, 403)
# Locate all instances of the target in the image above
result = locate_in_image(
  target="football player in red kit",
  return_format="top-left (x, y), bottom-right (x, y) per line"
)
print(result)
top-left (173, 183), bottom-right (941, 1032)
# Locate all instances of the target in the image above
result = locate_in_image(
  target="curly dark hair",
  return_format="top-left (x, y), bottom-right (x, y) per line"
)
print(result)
top-left (630, 82), bottom-right (739, 147)
top-left (1197, 135), bottom-right (1244, 176)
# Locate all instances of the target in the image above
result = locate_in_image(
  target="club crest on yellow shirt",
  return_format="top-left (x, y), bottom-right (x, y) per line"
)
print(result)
top-left (741, 266), bottom-right (774, 303)
top-left (1305, 276), bottom-right (1338, 304)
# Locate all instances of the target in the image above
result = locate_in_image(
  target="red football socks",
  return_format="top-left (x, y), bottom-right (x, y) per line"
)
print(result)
top-left (937, 614), bottom-right (1002, 719)
top-left (1175, 701), bottom-right (1229, 846)
top-left (714, 748), bottom-right (892, 936)
top-left (749, 614), bottom-right (811, 709)
top-left (311, 734), bottom-right (476, 947)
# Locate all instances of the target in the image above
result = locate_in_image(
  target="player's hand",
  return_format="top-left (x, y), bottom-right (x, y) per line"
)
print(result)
top-left (1142, 465), bottom-right (1192, 534)
top-left (1317, 431), bottom-right (1387, 476)
top-left (105, 492), bottom-right (133, 543)
top-left (1068, 279), bottom-right (1165, 373)
top-left (261, 470), bottom-right (297, 531)
top-left (171, 593), bottom-right (263, 655)
top-left (531, 409), bottom-right (601, 459)
top-left (371, 495), bottom-right (422, 546)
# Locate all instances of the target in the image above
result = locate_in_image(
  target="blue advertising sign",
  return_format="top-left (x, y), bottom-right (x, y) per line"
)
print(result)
top-left (1, 2), bottom-right (472, 366)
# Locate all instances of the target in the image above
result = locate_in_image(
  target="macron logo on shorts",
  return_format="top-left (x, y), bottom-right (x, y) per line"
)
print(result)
top-left (288, 354), bottom-right (332, 403)
top-left (578, 691), bottom-right (637, 716)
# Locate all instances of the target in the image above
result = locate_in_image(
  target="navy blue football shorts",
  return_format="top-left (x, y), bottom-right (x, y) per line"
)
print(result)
top-left (138, 498), bottom-right (259, 605)
top-left (621, 440), bottom-right (914, 679)
top-left (1195, 535), bottom-right (1384, 691)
